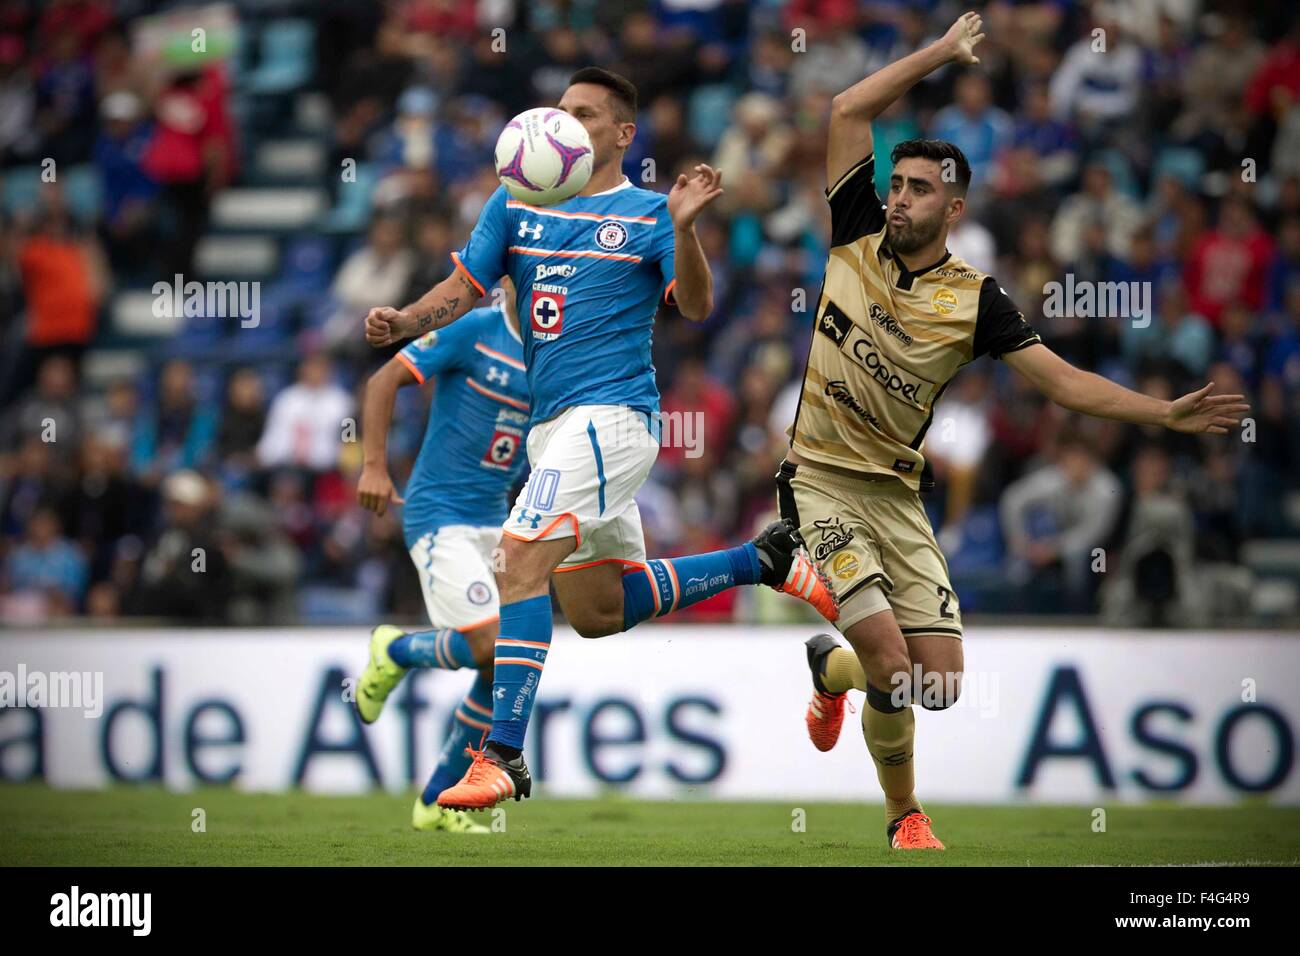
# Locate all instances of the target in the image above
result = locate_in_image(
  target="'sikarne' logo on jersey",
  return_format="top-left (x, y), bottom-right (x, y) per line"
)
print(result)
top-left (869, 302), bottom-right (913, 346)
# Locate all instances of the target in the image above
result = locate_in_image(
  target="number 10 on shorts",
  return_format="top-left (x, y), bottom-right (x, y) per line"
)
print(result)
top-left (518, 468), bottom-right (561, 527)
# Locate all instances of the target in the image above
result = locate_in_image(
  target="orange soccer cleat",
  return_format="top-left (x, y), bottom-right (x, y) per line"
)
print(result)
top-left (888, 811), bottom-right (946, 850)
top-left (804, 634), bottom-right (850, 751)
top-left (436, 744), bottom-right (532, 811)
top-left (753, 519), bottom-right (840, 622)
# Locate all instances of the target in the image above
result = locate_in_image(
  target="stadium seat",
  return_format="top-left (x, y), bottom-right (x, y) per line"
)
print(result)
top-left (320, 162), bottom-right (379, 233)
top-left (194, 234), bottom-right (280, 278)
top-left (244, 19), bottom-right (315, 95)
top-left (210, 187), bottom-right (328, 231)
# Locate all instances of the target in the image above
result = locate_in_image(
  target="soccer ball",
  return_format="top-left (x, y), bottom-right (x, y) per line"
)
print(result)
top-left (494, 108), bottom-right (593, 206)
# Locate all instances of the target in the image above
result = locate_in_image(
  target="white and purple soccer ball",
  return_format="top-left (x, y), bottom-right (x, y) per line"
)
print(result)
top-left (494, 108), bottom-right (593, 206)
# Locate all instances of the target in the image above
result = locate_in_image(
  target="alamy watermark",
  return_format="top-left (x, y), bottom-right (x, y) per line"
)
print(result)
top-left (1042, 275), bottom-right (1151, 328)
top-left (608, 410), bottom-right (706, 459)
top-left (152, 274), bottom-right (260, 328)
top-left (0, 665), bottom-right (104, 718)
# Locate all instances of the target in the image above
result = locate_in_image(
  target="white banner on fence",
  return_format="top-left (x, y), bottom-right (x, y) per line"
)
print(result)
top-left (1, 627), bottom-right (1296, 805)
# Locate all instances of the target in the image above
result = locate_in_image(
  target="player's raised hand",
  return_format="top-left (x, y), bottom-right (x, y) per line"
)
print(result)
top-left (668, 163), bottom-right (724, 228)
top-left (357, 464), bottom-right (405, 516)
top-left (365, 306), bottom-right (414, 348)
top-left (943, 11), bottom-right (985, 65)
top-left (1164, 382), bottom-right (1251, 435)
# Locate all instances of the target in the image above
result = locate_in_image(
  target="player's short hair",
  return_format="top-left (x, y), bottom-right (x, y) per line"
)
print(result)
top-left (890, 139), bottom-right (972, 195)
top-left (568, 67), bottom-right (638, 123)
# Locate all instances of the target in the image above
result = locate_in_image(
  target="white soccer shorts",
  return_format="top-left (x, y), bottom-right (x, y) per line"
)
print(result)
top-left (407, 524), bottom-right (502, 630)
top-left (503, 404), bottom-right (656, 571)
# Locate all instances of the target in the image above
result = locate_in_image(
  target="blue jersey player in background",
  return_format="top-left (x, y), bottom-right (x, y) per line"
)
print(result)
top-left (354, 278), bottom-right (528, 833)
top-left (365, 68), bottom-right (838, 811)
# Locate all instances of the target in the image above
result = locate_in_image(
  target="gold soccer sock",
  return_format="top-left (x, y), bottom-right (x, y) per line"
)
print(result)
top-left (822, 647), bottom-right (868, 693)
top-left (863, 684), bottom-right (921, 822)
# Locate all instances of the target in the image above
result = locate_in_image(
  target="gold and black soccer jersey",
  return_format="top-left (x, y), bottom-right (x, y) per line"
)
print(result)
top-left (790, 153), bottom-right (1041, 491)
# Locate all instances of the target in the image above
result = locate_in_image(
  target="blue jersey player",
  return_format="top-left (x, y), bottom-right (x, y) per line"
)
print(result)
top-left (354, 281), bottom-right (528, 832)
top-left (364, 68), bottom-right (838, 811)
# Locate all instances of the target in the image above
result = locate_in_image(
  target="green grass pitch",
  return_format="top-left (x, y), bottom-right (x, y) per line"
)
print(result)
top-left (2, 784), bottom-right (1297, 866)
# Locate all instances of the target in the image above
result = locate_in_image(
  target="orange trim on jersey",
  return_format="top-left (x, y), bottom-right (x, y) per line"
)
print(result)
top-left (665, 560), bottom-right (681, 613)
top-left (395, 351), bottom-right (425, 384)
top-left (496, 657), bottom-right (545, 670)
top-left (450, 252), bottom-right (487, 297)
top-left (456, 613), bottom-right (499, 633)
top-left (454, 708), bottom-right (492, 731)
top-left (462, 695), bottom-right (493, 717)
top-left (496, 638), bottom-right (550, 649)
top-left (466, 377), bottom-right (529, 411)
top-left (474, 342), bottom-right (526, 370)
top-left (663, 277), bottom-right (677, 305)
top-left (553, 558), bottom-right (648, 574)
top-left (508, 246), bottom-right (642, 263)
top-left (505, 200), bottom-right (657, 224)
top-left (501, 512), bottom-right (581, 547)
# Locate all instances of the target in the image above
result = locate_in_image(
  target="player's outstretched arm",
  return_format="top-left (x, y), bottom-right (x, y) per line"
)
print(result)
top-left (364, 271), bottom-right (481, 348)
top-left (667, 163), bottom-right (723, 321)
top-left (357, 357), bottom-right (415, 516)
top-left (1005, 344), bottom-right (1251, 435)
top-left (827, 11), bottom-right (984, 186)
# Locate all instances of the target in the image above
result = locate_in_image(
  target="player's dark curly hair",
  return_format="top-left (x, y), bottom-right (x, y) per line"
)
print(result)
top-left (891, 139), bottom-right (972, 195)
top-left (568, 67), bottom-right (638, 123)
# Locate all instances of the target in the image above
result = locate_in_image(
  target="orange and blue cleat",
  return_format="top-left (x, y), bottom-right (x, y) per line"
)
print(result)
top-left (435, 743), bottom-right (531, 811)
top-left (888, 810), bottom-right (946, 849)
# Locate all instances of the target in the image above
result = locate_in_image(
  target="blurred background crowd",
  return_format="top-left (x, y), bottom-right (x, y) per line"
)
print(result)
top-left (1, 0), bottom-right (1299, 627)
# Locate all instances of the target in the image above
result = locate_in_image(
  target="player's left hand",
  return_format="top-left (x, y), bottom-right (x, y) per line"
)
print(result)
top-left (668, 164), bottom-right (724, 228)
top-left (1164, 382), bottom-right (1251, 435)
top-left (942, 11), bottom-right (985, 66)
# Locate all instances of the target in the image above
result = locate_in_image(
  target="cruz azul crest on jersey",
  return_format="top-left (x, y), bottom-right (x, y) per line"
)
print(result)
top-left (594, 220), bottom-right (628, 251)
top-left (482, 421), bottom-right (524, 471)
top-left (530, 284), bottom-right (566, 341)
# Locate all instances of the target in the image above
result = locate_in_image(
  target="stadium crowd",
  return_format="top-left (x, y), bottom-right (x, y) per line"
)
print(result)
top-left (1, 0), bottom-right (1299, 627)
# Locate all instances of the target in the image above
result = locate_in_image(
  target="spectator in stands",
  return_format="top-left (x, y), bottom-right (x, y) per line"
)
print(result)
top-left (1050, 161), bottom-right (1144, 265)
top-left (2, 355), bottom-right (81, 461)
top-left (930, 71), bottom-right (1013, 190)
top-left (1000, 433), bottom-right (1124, 613)
top-left (322, 214), bottom-right (413, 354)
top-left (16, 193), bottom-right (106, 379)
top-left (2, 506), bottom-right (88, 617)
top-left (92, 90), bottom-right (159, 279)
top-left (142, 66), bottom-right (237, 277)
top-left (216, 368), bottom-right (267, 484)
top-left (126, 469), bottom-right (228, 622)
top-left (1184, 196), bottom-right (1276, 326)
top-left (256, 353), bottom-right (353, 474)
top-left (0, 34), bottom-right (38, 166)
top-left (131, 359), bottom-right (217, 481)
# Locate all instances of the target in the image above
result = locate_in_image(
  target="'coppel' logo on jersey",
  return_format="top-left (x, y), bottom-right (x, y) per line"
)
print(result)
top-left (530, 284), bottom-right (565, 341)
top-left (594, 220), bottom-right (629, 251)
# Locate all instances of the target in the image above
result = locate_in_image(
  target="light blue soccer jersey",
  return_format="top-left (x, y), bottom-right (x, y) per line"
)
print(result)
top-left (396, 303), bottom-right (530, 549)
top-left (451, 182), bottom-right (676, 424)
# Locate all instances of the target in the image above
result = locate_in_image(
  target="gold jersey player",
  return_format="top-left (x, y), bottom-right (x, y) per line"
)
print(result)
top-left (779, 12), bottom-right (1250, 850)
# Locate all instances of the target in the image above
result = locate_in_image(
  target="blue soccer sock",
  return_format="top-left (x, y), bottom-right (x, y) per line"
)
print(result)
top-left (421, 671), bottom-right (494, 805)
top-left (621, 543), bottom-right (762, 630)
top-left (388, 627), bottom-right (477, 670)
top-left (488, 594), bottom-right (553, 751)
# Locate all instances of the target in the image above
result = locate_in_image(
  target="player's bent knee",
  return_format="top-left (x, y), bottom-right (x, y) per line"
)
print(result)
top-left (569, 609), bottom-right (622, 639)
top-left (917, 671), bottom-right (962, 710)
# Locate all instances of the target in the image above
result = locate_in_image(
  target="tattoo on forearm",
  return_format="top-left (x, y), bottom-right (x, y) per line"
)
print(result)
top-left (417, 296), bottom-right (460, 333)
